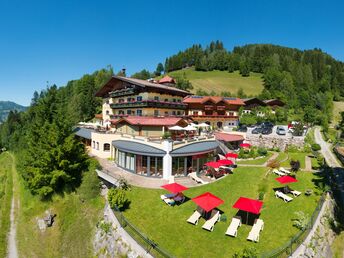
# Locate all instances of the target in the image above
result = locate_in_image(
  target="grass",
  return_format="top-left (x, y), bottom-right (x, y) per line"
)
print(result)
top-left (332, 231), bottom-right (344, 258)
top-left (332, 101), bottom-right (344, 126)
top-left (163, 68), bottom-right (264, 96)
top-left (237, 152), bottom-right (273, 165)
top-left (275, 152), bottom-right (288, 163)
top-left (0, 152), bottom-right (14, 257)
top-left (280, 152), bottom-right (309, 169)
top-left (16, 158), bottom-right (104, 258)
top-left (122, 167), bottom-right (323, 257)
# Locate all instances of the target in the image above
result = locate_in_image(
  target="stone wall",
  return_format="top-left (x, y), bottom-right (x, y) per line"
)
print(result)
top-left (246, 134), bottom-right (305, 151)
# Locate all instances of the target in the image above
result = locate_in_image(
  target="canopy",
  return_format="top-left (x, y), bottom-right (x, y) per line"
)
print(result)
top-left (204, 161), bottom-right (221, 168)
top-left (225, 152), bottom-right (239, 159)
top-left (161, 183), bottom-right (188, 193)
top-left (217, 159), bottom-right (233, 166)
top-left (183, 125), bottom-right (197, 131)
top-left (192, 192), bottom-right (224, 212)
top-left (240, 143), bottom-right (251, 148)
top-left (198, 122), bottom-right (210, 127)
top-left (233, 197), bottom-right (263, 215)
top-left (275, 176), bottom-right (298, 184)
top-left (169, 125), bottom-right (184, 131)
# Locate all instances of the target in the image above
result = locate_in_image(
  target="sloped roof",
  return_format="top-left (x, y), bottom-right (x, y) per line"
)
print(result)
top-left (263, 99), bottom-right (285, 106)
top-left (95, 76), bottom-right (190, 97)
top-left (111, 116), bottom-right (186, 127)
top-left (183, 96), bottom-right (244, 105)
top-left (158, 75), bottom-right (176, 84)
top-left (171, 141), bottom-right (219, 157)
top-left (74, 127), bottom-right (93, 140)
top-left (215, 132), bottom-right (244, 142)
top-left (112, 140), bottom-right (166, 156)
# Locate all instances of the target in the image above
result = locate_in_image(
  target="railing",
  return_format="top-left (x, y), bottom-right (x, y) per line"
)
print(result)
top-left (187, 114), bottom-right (238, 118)
top-left (110, 100), bottom-right (187, 109)
top-left (112, 206), bottom-right (175, 258)
top-left (109, 88), bottom-right (137, 97)
top-left (261, 192), bottom-right (327, 258)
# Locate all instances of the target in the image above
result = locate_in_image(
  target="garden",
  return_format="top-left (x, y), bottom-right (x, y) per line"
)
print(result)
top-left (112, 166), bottom-right (325, 257)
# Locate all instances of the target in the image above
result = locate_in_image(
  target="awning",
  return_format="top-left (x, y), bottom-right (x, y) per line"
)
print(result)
top-left (232, 197), bottom-right (263, 215)
top-left (112, 140), bottom-right (166, 157)
top-left (74, 127), bottom-right (93, 140)
top-left (275, 176), bottom-right (298, 184)
top-left (171, 141), bottom-right (218, 157)
top-left (161, 183), bottom-right (188, 193)
top-left (192, 192), bottom-right (224, 212)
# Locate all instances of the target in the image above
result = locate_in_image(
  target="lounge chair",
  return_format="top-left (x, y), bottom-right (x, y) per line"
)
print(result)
top-left (290, 190), bottom-right (302, 197)
top-left (174, 195), bottom-right (185, 204)
top-left (275, 191), bottom-right (293, 202)
top-left (247, 219), bottom-right (264, 242)
top-left (189, 172), bottom-right (209, 184)
top-left (225, 217), bottom-right (242, 237)
top-left (218, 154), bottom-right (226, 160)
top-left (272, 169), bottom-right (285, 176)
top-left (160, 193), bottom-right (177, 200)
top-left (162, 198), bottom-right (175, 206)
top-left (187, 210), bottom-right (202, 225)
top-left (279, 167), bottom-right (291, 174)
top-left (202, 210), bottom-right (220, 232)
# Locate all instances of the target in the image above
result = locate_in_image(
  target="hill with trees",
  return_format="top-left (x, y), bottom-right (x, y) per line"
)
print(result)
top-left (0, 101), bottom-right (26, 122)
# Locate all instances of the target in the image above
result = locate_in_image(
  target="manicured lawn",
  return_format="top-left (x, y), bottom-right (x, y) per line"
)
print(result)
top-left (122, 167), bottom-right (323, 257)
top-left (161, 68), bottom-right (264, 96)
top-left (237, 152), bottom-right (273, 165)
top-left (332, 101), bottom-right (344, 126)
top-left (276, 152), bottom-right (288, 163)
top-left (280, 152), bottom-right (309, 169)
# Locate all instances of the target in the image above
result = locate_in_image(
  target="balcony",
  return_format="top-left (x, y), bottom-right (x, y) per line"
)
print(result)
top-left (110, 100), bottom-right (187, 109)
top-left (217, 106), bottom-right (226, 111)
top-left (204, 105), bottom-right (214, 110)
top-left (187, 114), bottom-right (239, 119)
top-left (109, 87), bottom-right (137, 97)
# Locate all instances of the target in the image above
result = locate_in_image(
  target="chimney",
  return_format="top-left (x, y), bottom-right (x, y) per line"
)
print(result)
top-left (121, 68), bottom-right (126, 76)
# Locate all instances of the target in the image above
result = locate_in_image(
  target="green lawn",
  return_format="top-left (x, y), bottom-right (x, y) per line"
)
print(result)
top-left (122, 167), bottom-right (323, 257)
top-left (237, 152), bottom-right (273, 165)
top-left (0, 152), bottom-right (13, 257)
top-left (276, 152), bottom-right (288, 163)
top-left (280, 152), bottom-right (309, 169)
top-left (162, 68), bottom-right (264, 96)
top-left (332, 101), bottom-right (344, 126)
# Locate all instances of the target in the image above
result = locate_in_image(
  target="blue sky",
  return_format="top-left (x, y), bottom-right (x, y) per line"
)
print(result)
top-left (0, 0), bottom-right (343, 106)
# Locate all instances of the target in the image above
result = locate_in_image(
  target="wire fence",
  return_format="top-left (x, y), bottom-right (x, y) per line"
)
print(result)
top-left (112, 206), bottom-right (175, 258)
top-left (261, 192), bottom-right (327, 258)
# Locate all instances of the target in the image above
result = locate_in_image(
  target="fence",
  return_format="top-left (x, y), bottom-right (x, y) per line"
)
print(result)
top-left (112, 206), bottom-right (175, 258)
top-left (261, 192), bottom-right (327, 258)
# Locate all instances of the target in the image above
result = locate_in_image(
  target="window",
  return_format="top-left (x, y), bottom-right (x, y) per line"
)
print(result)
top-left (118, 110), bottom-right (124, 115)
top-left (177, 99), bottom-right (181, 103)
top-left (136, 110), bottom-right (142, 116)
top-left (106, 110), bottom-right (109, 115)
top-left (154, 110), bottom-right (159, 116)
top-left (103, 143), bottom-right (110, 151)
top-left (177, 111), bottom-right (181, 116)
top-left (164, 111), bottom-right (169, 116)
top-left (172, 111), bottom-right (176, 116)
top-left (127, 110), bottom-right (132, 115)
top-left (154, 96), bottom-right (159, 101)
top-left (96, 142), bottom-right (99, 150)
top-left (127, 97), bottom-right (131, 102)
top-left (172, 98), bottom-right (176, 102)
top-left (92, 141), bottom-right (95, 149)
top-left (164, 98), bottom-right (168, 102)
top-left (119, 99), bottom-right (124, 103)
top-left (193, 111), bottom-right (198, 115)
top-left (137, 96), bottom-right (142, 101)
top-left (105, 99), bottom-right (109, 104)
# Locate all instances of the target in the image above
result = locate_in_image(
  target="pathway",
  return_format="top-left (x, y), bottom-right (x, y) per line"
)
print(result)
top-left (236, 152), bottom-right (279, 167)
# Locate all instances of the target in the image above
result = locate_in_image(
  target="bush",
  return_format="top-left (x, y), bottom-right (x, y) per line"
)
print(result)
top-left (78, 159), bottom-right (100, 201)
top-left (290, 160), bottom-right (301, 172)
top-left (258, 191), bottom-right (265, 200)
top-left (108, 188), bottom-right (130, 211)
top-left (162, 132), bottom-right (171, 139)
top-left (267, 159), bottom-right (280, 169)
top-left (311, 143), bottom-right (321, 151)
top-left (292, 211), bottom-right (309, 231)
top-left (232, 247), bottom-right (258, 258)
top-left (257, 147), bottom-right (268, 156)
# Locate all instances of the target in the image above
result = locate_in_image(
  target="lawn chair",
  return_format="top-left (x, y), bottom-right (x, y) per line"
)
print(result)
top-left (279, 167), bottom-right (291, 174)
top-left (225, 216), bottom-right (242, 237)
top-left (290, 190), bottom-right (302, 197)
top-left (272, 169), bottom-right (285, 176)
top-left (187, 209), bottom-right (202, 225)
top-left (247, 219), bottom-right (264, 242)
top-left (174, 193), bottom-right (185, 204)
top-left (162, 198), bottom-right (175, 206)
top-left (275, 191), bottom-right (293, 202)
top-left (160, 193), bottom-right (177, 200)
top-left (189, 172), bottom-right (209, 184)
top-left (202, 210), bottom-right (220, 232)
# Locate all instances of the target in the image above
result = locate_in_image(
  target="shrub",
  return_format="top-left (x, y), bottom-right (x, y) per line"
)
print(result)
top-left (108, 188), bottom-right (130, 211)
top-left (292, 211), bottom-right (309, 230)
top-left (290, 160), bottom-right (301, 172)
top-left (258, 191), bottom-right (265, 200)
top-left (257, 147), bottom-right (268, 156)
top-left (162, 132), bottom-right (171, 139)
top-left (117, 177), bottom-right (131, 191)
top-left (311, 143), bottom-right (321, 151)
top-left (267, 159), bottom-right (280, 169)
top-left (78, 159), bottom-right (100, 201)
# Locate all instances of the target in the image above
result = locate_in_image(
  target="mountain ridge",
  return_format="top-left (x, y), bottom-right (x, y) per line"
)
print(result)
top-left (0, 101), bottom-right (27, 122)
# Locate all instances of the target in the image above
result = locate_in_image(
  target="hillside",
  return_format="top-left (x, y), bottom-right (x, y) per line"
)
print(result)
top-left (332, 101), bottom-right (344, 126)
top-left (162, 68), bottom-right (264, 96)
top-left (0, 101), bottom-right (26, 122)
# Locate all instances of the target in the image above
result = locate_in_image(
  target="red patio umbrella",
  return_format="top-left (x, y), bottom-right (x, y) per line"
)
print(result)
top-left (275, 176), bottom-right (298, 184)
top-left (240, 143), bottom-right (251, 148)
top-left (204, 161), bottom-right (221, 169)
top-left (191, 192), bottom-right (224, 212)
top-left (233, 197), bottom-right (263, 224)
top-left (161, 183), bottom-right (188, 193)
top-left (225, 152), bottom-right (239, 159)
top-left (217, 159), bottom-right (233, 166)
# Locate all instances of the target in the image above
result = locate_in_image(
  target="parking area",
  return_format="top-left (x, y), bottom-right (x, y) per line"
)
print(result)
top-left (246, 125), bottom-right (292, 138)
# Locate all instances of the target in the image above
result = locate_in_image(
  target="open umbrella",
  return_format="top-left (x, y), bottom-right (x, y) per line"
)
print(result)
top-left (217, 159), bottom-right (233, 166)
top-left (161, 183), bottom-right (188, 193)
top-left (198, 122), bottom-right (210, 127)
top-left (183, 125), bottom-right (197, 131)
top-left (192, 192), bottom-right (224, 212)
top-left (225, 152), bottom-right (239, 159)
top-left (204, 161), bottom-right (221, 169)
top-left (168, 125), bottom-right (184, 131)
top-left (233, 197), bottom-right (263, 224)
top-left (240, 143), bottom-right (251, 148)
top-left (275, 176), bottom-right (298, 184)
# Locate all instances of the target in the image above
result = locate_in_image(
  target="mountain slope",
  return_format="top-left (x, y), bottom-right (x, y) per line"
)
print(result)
top-left (0, 101), bottom-right (26, 122)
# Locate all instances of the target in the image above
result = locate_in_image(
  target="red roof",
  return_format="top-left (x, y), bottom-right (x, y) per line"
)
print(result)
top-left (111, 116), bottom-right (185, 126)
top-left (275, 176), bottom-right (298, 184)
top-left (217, 159), bottom-right (233, 166)
top-left (225, 152), bottom-right (239, 159)
top-left (159, 75), bottom-right (176, 84)
top-left (233, 197), bottom-right (263, 215)
top-left (95, 113), bottom-right (103, 119)
top-left (204, 161), bottom-right (222, 168)
top-left (215, 132), bottom-right (244, 142)
top-left (183, 96), bottom-right (245, 106)
top-left (161, 183), bottom-right (188, 193)
top-left (192, 192), bottom-right (224, 212)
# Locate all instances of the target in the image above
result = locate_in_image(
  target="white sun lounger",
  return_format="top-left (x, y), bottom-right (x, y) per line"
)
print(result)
top-left (187, 210), bottom-right (202, 225)
top-left (225, 217), bottom-right (242, 237)
top-left (247, 219), bottom-right (264, 242)
top-left (218, 154), bottom-right (226, 160)
top-left (275, 191), bottom-right (293, 202)
top-left (273, 169), bottom-right (285, 176)
top-left (290, 190), bottom-right (302, 197)
top-left (202, 211), bottom-right (220, 232)
top-left (188, 172), bottom-right (209, 184)
top-left (279, 167), bottom-right (291, 174)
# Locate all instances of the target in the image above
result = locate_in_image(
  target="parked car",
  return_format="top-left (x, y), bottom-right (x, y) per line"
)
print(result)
top-left (252, 127), bottom-right (263, 134)
top-left (261, 122), bottom-right (274, 128)
top-left (237, 125), bottom-right (248, 132)
top-left (261, 127), bottom-right (273, 135)
top-left (276, 126), bottom-right (287, 135)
